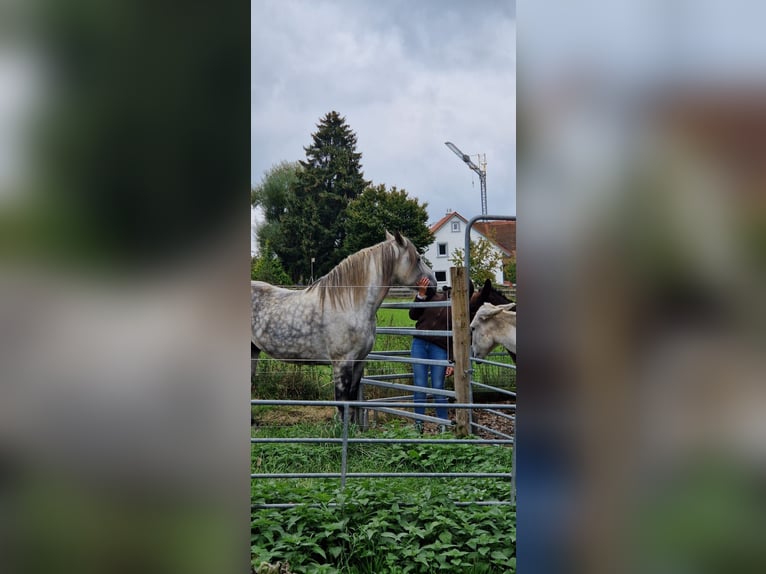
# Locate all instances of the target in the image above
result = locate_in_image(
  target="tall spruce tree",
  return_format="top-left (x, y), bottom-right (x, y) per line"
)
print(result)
top-left (279, 111), bottom-right (370, 282)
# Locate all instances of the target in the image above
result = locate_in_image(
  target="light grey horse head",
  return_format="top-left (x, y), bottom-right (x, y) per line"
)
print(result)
top-left (384, 230), bottom-right (436, 290)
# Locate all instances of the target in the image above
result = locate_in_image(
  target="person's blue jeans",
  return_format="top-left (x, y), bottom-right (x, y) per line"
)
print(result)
top-left (411, 337), bottom-right (449, 422)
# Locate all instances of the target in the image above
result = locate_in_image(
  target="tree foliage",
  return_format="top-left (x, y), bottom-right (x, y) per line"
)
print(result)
top-left (251, 160), bottom-right (300, 214)
top-left (449, 238), bottom-right (505, 286)
top-left (343, 184), bottom-right (434, 254)
top-left (504, 255), bottom-right (517, 285)
top-left (251, 242), bottom-right (291, 285)
top-left (251, 161), bottom-right (301, 257)
top-left (253, 112), bottom-right (434, 284)
top-left (277, 111), bottom-right (370, 282)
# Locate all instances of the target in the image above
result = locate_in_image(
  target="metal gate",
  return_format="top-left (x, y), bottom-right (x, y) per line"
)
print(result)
top-left (252, 215), bottom-right (517, 506)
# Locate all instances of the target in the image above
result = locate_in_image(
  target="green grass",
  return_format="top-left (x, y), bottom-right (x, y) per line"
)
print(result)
top-left (375, 301), bottom-right (412, 327)
top-left (252, 422), bottom-right (512, 479)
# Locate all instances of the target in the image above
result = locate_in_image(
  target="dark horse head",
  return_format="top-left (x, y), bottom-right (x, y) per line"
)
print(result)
top-left (469, 278), bottom-right (515, 318)
top-left (469, 278), bottom-right (516, 363)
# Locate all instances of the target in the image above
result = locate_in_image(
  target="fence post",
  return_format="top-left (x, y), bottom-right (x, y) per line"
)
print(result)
top-left (450, 266), bottom-right (472, 437)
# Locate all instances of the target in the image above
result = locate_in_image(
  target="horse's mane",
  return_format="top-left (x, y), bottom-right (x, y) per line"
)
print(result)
top-left (308, 238), bottom-right (415, 310)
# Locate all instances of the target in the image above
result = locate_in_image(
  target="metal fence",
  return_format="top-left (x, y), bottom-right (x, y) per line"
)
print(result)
top-left (251, 298), bottom-right (517, 508)
top-left (363, 298), bottom-right (516, 437)
top-left (252, 214), bottom-right (517, 508)
top-left (251, 399), bottom-right (515, 509)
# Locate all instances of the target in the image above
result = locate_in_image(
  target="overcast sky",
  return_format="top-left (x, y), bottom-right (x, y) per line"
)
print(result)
top-left (251, 0), bottom-right (516, 242)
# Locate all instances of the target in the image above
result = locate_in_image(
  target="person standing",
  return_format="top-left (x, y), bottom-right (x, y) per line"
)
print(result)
top-left (409, 277), bottom-right (454, 432)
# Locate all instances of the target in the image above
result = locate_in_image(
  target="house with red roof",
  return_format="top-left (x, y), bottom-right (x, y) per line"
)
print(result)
top-left (425, 211), bottom-right (514, 288)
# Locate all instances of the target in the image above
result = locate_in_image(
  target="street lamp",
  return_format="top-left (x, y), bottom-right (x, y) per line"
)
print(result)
top-left (445, 141), bottom-right (487, 215)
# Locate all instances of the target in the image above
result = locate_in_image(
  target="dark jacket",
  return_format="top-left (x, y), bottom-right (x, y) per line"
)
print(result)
top-left (409, 290), bottom-right (454, 361)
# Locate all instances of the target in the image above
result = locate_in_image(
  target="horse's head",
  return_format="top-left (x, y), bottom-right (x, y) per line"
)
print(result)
top-left (469, 278), bottom-right (495, 318)
top-left (385, 230), bottom-right (436, 289)
top-left (469, 278), bottom-right (515, 319)
top-left (470, 302), bottom-right (517, 359)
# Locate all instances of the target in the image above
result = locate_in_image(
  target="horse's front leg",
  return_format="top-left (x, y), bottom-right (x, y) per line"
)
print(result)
top-left (333, 361), bottom-right (361, 424)
top-left (348, 360), bottom-right (366, 425)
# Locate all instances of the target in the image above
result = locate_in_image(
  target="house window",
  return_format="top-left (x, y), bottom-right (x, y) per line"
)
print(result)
top-left (451, 221), bottom-right (461, 232)
top-left (435, 270), bottom-right (447, 283)
top-left (437, 243), bottom-right (447, 257)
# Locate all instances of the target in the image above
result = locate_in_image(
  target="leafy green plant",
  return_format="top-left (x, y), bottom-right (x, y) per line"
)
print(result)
top-left (251, 479), bottom-right (515, 573)
top-left (252, 422), bottom-right (515, 573)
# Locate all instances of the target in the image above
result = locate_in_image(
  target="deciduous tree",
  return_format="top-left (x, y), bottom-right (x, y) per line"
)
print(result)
top-left (251, 161), bottom-right (301, 258)
top-left (251, 241), bottom-right (291, 285)
top-left (343, 184), bottom-right (433, 254)
top-left (449, 238), bottom-right (505, 286)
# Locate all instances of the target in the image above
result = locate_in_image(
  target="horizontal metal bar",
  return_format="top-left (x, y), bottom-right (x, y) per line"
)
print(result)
top-left (470, 380), bottom-right (517, 397)
top-left (380, 301), bottom-right (451, 308)
top-left (251, 437), bottom-right (514, 445)
top-left (366, 354), bottom-right (451, 366)
top-left (366, 394), bottom-right (411, 402)
top-left (376, 327), bottom-right (453, 337)
top-left (362, 372), bottom-right (413, 381)
top-left (372, 403), bottom-right (452, 425)
top-left (469, 422), bottom-right (514, 441)
top-left (251, 400), bottom-right (514, 409)
top-left (361, 377), bottom-right (455, 398)
top-left (252, 472), bottom-right (512, 479)
top-left (365, 350), bottom-right (410, 357)
top-left (481, 408), bottom-right (516, 418)
top-left (471, 356), bottom-right (516, 369)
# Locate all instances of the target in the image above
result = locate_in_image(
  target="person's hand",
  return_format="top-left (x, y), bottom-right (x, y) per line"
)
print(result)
top-left (445, 366), bottom-right (454, 377)
top-left (416, 276), bottom-right (430, 297)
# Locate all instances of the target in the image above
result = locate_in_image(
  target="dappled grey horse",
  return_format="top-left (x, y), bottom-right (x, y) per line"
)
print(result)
top-left (252, 231), bottom-right (436, 422)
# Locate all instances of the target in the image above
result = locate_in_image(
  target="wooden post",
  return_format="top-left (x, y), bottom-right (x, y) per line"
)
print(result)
top-left (450, 266), bottom-right (472, 437)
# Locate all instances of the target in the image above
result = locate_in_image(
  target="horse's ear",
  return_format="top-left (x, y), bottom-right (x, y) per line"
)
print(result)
top-left (481, 304), bottom-right (504, 319)
top-left (469, 280), bottom-right (475, 297)
top-left (394, 230), bottom-right (405, 246)
top-left (481, 278), bottom-right (492, 297)
top-left (385, 230), bottom-right (395, 242)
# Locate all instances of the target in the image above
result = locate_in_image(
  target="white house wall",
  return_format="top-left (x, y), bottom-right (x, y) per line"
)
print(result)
top-left (425, 215), bottom-right (505, 288)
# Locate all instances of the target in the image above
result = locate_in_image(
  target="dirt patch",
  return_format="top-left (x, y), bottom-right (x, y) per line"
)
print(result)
top-left (471, 404), bottom-right (515, 438)
top-left (253, 406), bottom-right (336, 426)
top-left (252, 402), bottom-right (515, 438)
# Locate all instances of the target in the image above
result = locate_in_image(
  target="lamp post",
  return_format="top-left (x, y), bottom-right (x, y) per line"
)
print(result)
top-left (445, 141), bottom-right (487, 215)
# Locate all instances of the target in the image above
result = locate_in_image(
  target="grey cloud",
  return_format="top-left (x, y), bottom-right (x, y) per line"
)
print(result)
top-left (252, 0), bottom-right (516, 223)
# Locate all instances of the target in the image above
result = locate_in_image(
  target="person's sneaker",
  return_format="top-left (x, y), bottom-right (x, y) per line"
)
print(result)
top-left (439, 424), bottom-right (448, 434)
top-left (414, 421), bottom-right (424, 434)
